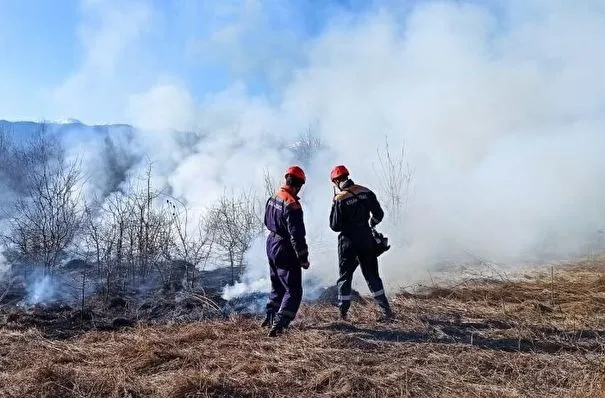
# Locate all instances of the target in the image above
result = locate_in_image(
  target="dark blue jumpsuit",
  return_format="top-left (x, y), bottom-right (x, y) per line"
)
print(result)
top-left (264, 185), bottom-right (309, 323)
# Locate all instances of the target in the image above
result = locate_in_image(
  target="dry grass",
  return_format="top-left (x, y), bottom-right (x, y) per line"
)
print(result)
top-left (2, 258), bottom-right (605, 397)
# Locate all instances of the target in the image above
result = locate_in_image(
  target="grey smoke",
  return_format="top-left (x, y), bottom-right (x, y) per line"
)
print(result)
top-left (3, 0), bottom-right (605, 300)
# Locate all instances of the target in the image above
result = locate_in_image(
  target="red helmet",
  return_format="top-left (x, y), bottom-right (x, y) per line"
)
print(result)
top-left (330, 165), bottom-right (349, 181)
top-left (285, 165), bottom-right (306, 183)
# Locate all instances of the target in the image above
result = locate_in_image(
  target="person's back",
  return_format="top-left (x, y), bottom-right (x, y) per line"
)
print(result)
top-left (264, 185), bottom-right (308, 266)
top-left (330, 180), bottom-right (384, 241)
top-left (328, 165), bottom-right (393, 322)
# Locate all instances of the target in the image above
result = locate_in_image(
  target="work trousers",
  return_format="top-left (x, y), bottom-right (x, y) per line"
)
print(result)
top-left (265, 260), bottom-right (303, 320)
top-left (265, 234), bottom-right (303, 321)
top-left (336, 231), bottom-right (390, 315)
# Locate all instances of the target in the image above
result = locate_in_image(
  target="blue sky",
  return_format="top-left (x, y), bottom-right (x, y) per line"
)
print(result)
top-left (0, 0), bottom-right (387, 124)
top-left (0, 0), bottom-right (550, 127)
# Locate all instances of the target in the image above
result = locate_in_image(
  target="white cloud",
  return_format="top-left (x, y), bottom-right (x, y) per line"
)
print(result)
top-left (49, 0), bottom-right (155, 124)
top-left (187, 0), bottom-right (309, 90)
top-left (126, 81), bottom-right (198, 132)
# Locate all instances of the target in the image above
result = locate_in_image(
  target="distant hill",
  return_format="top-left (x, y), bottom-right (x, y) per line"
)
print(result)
top-left (0, 119), bottom-right (136, 143)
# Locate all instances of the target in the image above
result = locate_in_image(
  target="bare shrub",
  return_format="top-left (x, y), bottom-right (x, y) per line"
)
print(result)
top-left (80, 194), bottom-right (128, 296)
top-left (290, 124), bottom-right (322, 166)
top-left (78, 163), bottom-right (175, 294)
top-left (4, 126), bottom-right (84, 273)
top-left (165, 197), bottom-right (215, 288)
top-left (204, 189), bottom-right (264, 285)
top-left (79, 162), bottom-right (221, 295)
top-left (126, 164), bottom-right (173, 282)
top-left (262, 168), bottom-right (278, 198)
top-left (373, 136), bottom-right (414, 224)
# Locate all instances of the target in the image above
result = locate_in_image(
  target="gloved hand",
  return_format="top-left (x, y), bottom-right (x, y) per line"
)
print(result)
top-left (300, 260), bottom-right (310, 269)
top-left (370, 216), bottom-right (380, 228)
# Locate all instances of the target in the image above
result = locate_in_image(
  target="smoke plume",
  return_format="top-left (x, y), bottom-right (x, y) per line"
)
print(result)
top-left (6, 0), bottom-right (605, 299)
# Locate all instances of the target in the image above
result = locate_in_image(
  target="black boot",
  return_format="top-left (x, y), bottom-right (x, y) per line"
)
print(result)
top-left (267, 313), bottom-right (291, 337)
top-left (261, 311), bottom-right (274, 328)
top-left (377, 307), bottom-right (394, 322)
top-left (338, 300), bottom-right (350, 322)
top-left (375, 295), bottom-right (394, 322)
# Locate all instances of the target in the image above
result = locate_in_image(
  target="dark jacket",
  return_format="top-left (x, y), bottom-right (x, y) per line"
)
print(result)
top-left (329, 179), bottom-right (384, 236)
top-left (264, 185), bottom-right (309, 266)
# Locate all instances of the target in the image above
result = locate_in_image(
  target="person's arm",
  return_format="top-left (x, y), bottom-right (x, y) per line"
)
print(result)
top-left (329, 200), bottom-right (342, 232)
top-left (285, 203), bottom-right (309, 267)
top-left (367, 190), bottom-right (384, 227)
top-left (263, 196), bottom-right (272, 230)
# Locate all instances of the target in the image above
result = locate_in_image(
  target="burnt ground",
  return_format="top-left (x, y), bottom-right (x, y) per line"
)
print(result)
top-left (0, 266), bottom-right (360, 339)
top-left (0, 258), bottom-right (605, 397)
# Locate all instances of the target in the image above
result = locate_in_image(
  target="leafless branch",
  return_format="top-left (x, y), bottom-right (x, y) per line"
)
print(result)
top-left (204, 189), bottom-right (264, 285)
top-left (5, 125), bottom-right (84, 273)
top-left (373, 135), bottom-right (414, 224)
top-left (290, 123), bottom-right (322, 166)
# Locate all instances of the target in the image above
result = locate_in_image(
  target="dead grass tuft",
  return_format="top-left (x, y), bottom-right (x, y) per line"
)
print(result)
top-left (164, 372), bottom-right (263, 398)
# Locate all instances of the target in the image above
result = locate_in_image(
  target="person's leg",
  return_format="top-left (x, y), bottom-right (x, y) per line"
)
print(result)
top-left (336, 235), bottom-right (358, 319)
top-left (263, 239), bottom-right (286, 327)
top-left (272, 266), bottom-right (303, 328)
top-left (358, 246), bottom-right (393, 319)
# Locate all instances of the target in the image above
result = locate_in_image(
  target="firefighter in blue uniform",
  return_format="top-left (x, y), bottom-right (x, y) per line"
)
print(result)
top-left (329, 165), bottom-right (393, 321)
top-left (262, 166), bottom-right (310, 337)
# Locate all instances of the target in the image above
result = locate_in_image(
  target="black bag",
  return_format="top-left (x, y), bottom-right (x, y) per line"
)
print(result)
top-left (340, 188), bottom-right (391, 257)
top-left (371, 227), bottom-right (391, 257)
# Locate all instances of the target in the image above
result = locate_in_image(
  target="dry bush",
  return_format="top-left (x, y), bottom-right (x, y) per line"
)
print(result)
top-left (204, 189), bottom-right (264, 285)
top-left (78, 164), bottom-right (180, 294)
top-left (373, 135), bottom-right (413, 224)
top-left (291, 124), bottom-right (322, 167)
top-left (262, 167), bottom-right (278, 198)
top-left (0, 127), bottom-right (270, 302)
top-left (165, 196), bottom-right (215, 287)
top-left (80, 191), bottom-right (131, 294)
top-left (4, 125), bottom-right (84, 273)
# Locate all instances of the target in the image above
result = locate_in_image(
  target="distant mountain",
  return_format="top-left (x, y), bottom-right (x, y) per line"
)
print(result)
top-left (0, 118), bottom-right (315, 203)
top-left (0, 119), bottom-right (135, 142)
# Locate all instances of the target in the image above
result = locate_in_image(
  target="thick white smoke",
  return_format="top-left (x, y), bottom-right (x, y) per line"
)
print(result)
top-left (49, 0), bottom-right (605, 296)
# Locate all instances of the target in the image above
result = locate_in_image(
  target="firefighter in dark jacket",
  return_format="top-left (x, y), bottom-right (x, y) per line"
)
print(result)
top-left (262, 165), bottom-right (310, 337)
top-left (329, 165), bottom-right (393, 321)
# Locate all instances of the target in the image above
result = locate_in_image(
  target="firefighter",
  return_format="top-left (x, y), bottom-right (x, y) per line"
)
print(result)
top-left (261, 165), bottom-right (310, 337)
top-left (329, 165), bottom-right (394, 321)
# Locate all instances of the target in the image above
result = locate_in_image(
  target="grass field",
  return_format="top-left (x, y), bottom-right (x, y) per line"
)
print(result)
top-left (1, 258), bottom-right (605, 397)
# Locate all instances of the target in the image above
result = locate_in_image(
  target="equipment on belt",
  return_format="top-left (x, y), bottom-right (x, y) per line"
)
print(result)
top-left (372, 228), bottom-right (390, 257)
